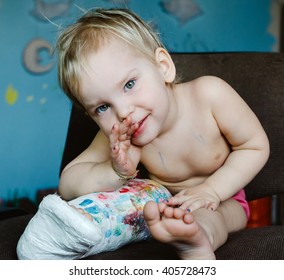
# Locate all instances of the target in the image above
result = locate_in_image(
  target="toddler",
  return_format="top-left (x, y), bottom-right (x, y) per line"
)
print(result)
top-left (56, 8), bottom-right (269, 259)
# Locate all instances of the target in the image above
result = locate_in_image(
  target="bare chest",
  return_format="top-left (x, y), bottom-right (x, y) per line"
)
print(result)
top-left (141, 117), bottom-right (230, 187)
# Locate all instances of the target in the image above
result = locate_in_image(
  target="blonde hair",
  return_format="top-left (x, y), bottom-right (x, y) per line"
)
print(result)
top-left (56, 8), bottom-right (165, 110)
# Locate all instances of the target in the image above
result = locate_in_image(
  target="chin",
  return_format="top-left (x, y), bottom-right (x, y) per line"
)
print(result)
top-left (131, 138), bottom-right (145, 147)
top-left (131, 132), bottom-right (158, 147)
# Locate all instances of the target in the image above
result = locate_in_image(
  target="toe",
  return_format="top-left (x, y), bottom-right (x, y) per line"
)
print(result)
top-left (144, 201), bottom-right (160, 226)
top-left (164, 206), bottom-right (175, 217)
top-left (173, 207), bottom-right (186, 219)
top-left (183, 212), bottom-right (194, 224)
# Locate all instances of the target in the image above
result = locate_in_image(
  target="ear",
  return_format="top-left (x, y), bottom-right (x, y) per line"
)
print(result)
top-left (155, 48), bottom-right (176, 83)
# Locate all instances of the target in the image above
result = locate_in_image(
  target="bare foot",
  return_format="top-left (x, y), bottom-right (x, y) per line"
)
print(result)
top-left (70, 206), bottom-right (93, 222)
top-left (143, 201), bottom-right (215, 260)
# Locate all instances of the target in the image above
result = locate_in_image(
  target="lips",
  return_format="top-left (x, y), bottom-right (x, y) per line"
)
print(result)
top-left (132, 115), bottom-right (148, 139)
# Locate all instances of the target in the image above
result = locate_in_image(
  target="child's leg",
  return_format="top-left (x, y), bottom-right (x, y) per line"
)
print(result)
top-left (144, 198), bottom-right (247, 260)
top-left (17, 179), bottom-right (172, 260)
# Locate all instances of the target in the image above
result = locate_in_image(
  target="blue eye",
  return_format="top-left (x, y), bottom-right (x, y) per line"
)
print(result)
top-left (95, 104), bottom-right (109, 114)
top-left (124, 79), bottom-right (136, 91)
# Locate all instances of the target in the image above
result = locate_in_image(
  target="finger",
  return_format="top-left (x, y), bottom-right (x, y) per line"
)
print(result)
top-left (123, 122), bottom-right (139, 140)
top-left (109, 124), bottom-right (119, 147)
top-left (117, 120), bottom-right (136, 141)
top-left (207, 201), bottom-right (218, 211)
top-left (118, 133), bottom-right (130, 142)
top-left (110, 124), bottom-right (130, 155)
top-left (123, 116), bottom-right (132, 127)
top-left (110, 141), bottom-right (120, 159)
top-left (167, 195), bottom-right (188, 206)
top-left (180, 199), bottom-right (207, 212)
top-left (128, 123), bottom-right (139, 137)
top-left (118, 117), bottom-right (132, 134)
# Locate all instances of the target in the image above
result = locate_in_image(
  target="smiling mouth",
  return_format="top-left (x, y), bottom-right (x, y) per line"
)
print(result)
top-left (132, 115), bottom-right (148, 139)
top-left (138, 118), bottom-right (145, 126)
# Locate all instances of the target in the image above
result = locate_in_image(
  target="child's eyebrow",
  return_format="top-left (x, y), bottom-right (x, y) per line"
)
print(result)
top-left (115, 68), bottom-right (138, 88)
top-left (84, 98), bottom-right (101, 112)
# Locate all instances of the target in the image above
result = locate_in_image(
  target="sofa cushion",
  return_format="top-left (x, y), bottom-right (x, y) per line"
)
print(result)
top-left (1, 214), bottom-right (284, 260)
top-left (0, 214), bottom-right (33, 260)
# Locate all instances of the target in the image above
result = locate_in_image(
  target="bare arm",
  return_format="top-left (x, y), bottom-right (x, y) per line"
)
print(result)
top-left (206, 76), bottom-right (270, 201)
top-left (59, 130), bottom-right (124, 200)
top-left (59, 117), bottom-right (141, 201)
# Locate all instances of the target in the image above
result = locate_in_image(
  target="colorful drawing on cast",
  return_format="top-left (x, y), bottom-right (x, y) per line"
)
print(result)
top-left (72, 179), bottom-right (171, 242)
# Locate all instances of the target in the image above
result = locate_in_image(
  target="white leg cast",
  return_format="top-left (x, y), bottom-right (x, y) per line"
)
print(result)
top-left (17, 179), bottom-right (171, 259)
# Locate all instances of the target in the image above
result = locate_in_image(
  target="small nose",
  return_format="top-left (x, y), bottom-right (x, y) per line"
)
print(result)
top-left (116, 102), bottom-right (134, 122)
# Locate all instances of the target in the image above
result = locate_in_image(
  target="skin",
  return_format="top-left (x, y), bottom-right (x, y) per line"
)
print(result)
top-left (58, 37), bottom-right (270, 259)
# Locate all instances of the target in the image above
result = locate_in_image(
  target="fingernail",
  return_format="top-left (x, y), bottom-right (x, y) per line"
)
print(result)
top-left (186, 208), bottom-right (191, 212)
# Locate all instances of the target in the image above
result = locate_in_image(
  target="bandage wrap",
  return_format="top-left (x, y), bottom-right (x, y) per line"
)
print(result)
top-left (17, 179), bottom-right (172, 259)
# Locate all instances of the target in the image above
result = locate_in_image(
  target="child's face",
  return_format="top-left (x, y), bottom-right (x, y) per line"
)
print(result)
top-left (78, 38), bottom-right (175, 146)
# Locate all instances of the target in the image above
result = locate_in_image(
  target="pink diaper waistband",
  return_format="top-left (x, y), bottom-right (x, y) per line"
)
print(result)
top-left (232, 189), bottom-right (250, 219)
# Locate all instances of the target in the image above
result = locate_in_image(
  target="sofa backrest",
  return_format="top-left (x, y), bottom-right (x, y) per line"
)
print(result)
top-left (60, 53), bottom-right (284, 201)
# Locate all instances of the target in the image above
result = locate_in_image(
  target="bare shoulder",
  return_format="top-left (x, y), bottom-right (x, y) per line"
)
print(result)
top-left (177, 75), bottom-right (236, 106)
top-left (188, 75), bottom-right (234, 95)
top-left (182, 75), bottom-right (253, 118)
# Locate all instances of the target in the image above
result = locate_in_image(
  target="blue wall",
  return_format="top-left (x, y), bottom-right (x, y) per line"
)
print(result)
top-left (0, 0), bottom-right (275, 204)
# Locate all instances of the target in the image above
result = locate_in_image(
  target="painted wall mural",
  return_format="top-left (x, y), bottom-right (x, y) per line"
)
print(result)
top-left (160, 0), bottom-right (203, 25)
top-left (23, 38), bottom-right (54, 74)
top-left (0, 0), bottom-right (278, 206)
top-left (30, 0), bottom-right (73, 21)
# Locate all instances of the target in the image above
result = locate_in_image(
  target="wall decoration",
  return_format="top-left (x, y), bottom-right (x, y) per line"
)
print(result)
top-left (22, 38), bottom-right (54, 74)
top-left (160, 0), bottom-right (202, 25)
top-left (5, 84), bottom-right (19, 105)
top-left (30, 0), bottom-right (73, 22)
top-left (104, 0), bottom-right (130, 4)
top-left (26, 95), bottom-right (34, 103)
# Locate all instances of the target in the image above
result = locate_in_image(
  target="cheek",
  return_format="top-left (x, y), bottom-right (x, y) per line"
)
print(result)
top-left (98, 122), bottom-right (111, 137)
top-left (96, 117), bottom-right (117, 137)
top-left (152, 88), bottom-right (170, 108)
top-left (141, 85), bottom-right (165, 104)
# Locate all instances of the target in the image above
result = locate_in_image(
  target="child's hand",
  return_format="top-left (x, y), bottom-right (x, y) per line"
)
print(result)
top-left (166, 184), bottom-right (220, 212)
top-left (110, 116), bottom-right (141, 177)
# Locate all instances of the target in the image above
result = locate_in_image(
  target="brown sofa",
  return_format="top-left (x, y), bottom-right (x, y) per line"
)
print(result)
top-left (1, 52), bottom-right (283, 259)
